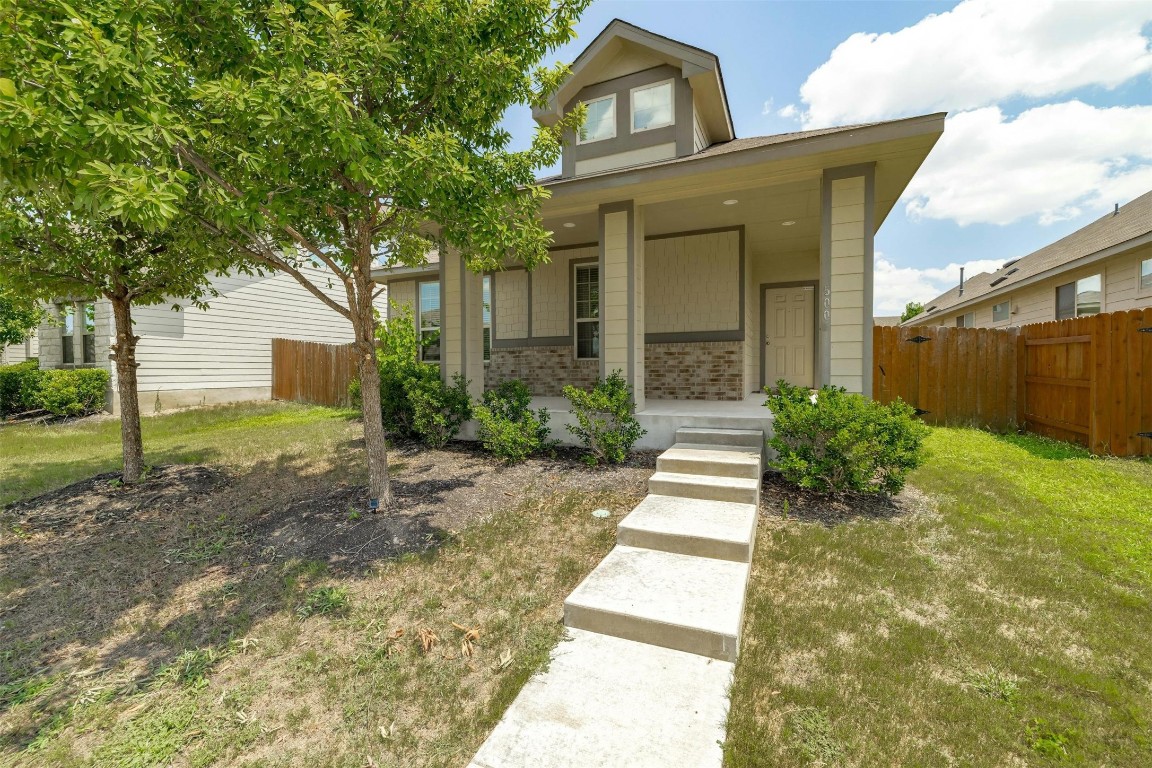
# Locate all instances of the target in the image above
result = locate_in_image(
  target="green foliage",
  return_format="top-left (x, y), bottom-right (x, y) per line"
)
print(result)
top-left (562, 371), bottom-right (645, 465)
top-left (766, 380), bottom-right (929, 495)
top-left (473, 380), bottom-right (552, 463)
top-left (0, 287), bottom-right (43, 346)
top-left (157, 648), bottom-right (223, 689)
top-left (0, 359), bottom-right (42, 416)
top-left (901, 301), bottom-right (924, 323)
top-left (34, 368), bottom-right (110, 417)
top-left (296, 586), bottom-right (350, 619)
top-left (411, 373), bottom-right (472, 449)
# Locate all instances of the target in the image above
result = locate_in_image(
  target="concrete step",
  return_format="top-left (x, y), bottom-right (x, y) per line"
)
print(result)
top-left (468, 628), bottom-right (731, 768)
top-left (617, 494), bottom-right (758, 563)
top-left (649, 471), bottom-right (760, 505)
top-left (675, 427), bottom-right (764, 449)
top-left (564, 545), bottom-right (749, 661)
top-left (657, 444), bottom-right (762, 479)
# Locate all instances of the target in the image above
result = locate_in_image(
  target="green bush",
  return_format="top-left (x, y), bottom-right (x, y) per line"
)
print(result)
top-left (766, 379), bottom-right (929, 495)
top-left (473, 379), bottom-right (552, 462)
top-left (563, 370), bottom-right (646, 465)
top-left (0, 359), bottom-right (42, 416)
top-left (35, 368), bottom-right (110, 417)
top-left (410, 373), bottom-right (472, 449)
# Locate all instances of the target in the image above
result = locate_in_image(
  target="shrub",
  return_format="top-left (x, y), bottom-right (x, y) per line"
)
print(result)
top-left (410, 373), bottom-right (472, 449)
top-left (0, 359), bottom-right (42, 416)
top-left (34, 368), bottom-right (110, 417)
top-left (563, 370), bottom-right (646, 465)
top-left (766, 379), bottom-right (929, 495)
top-left (473, 379), bottom-right (552, 462)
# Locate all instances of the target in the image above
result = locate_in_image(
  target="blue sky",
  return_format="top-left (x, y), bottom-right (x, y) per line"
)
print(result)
top-left (501, 0), bottom-right (1152, 314)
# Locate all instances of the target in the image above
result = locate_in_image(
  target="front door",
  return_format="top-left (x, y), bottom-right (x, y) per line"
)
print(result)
top-left (763, 285), bottom-right (814, 389)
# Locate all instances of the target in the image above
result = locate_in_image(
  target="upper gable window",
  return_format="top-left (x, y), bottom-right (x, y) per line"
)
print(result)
top-left (577, 94), bottom-right (616, 144)
top-left (631, 80), bottom-right (674, 132)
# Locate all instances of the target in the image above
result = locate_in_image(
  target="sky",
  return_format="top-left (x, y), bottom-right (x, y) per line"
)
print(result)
top-left (499, 0), bottom-right (1152, 315)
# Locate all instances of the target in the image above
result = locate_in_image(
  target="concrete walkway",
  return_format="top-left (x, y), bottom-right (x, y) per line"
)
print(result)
top-left (469, 427), bottom-right (763, 768)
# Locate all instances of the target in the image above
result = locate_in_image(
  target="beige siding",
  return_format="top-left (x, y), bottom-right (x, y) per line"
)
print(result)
top-left (828, 177), bottom-right (866, 392)
top-left (1, 331), bottom-right (38, 364)
top-left (574, 142), bottom-right (676, 175)
top-left (602, 210), bottom-right (630, 380)
top-left (692, 101), bottom-right (710, 153)
top-left (645, 230), bottom-right (740, 333)
top-left (493, 269), bottom-right (529, 339)
top-left (387, 279), bottom-right (416, 319)
top-left (532, 246), bottom-right (597, 337)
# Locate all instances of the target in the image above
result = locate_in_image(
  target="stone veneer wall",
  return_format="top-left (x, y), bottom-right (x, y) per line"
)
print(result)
top-left (644, 341), bottom-right (744, 401)
top-left (485, 346), bottom-right (599, 396)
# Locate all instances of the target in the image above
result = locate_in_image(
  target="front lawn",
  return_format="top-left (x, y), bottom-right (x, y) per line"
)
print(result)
top-left (0, 403), bottom-right (650, 767)
top-left (727, 428), bottom-right (1152, 766)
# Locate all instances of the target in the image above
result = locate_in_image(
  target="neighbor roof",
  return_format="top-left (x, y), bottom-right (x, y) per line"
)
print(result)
top-left (910, 190), bottom-right (1152, 323)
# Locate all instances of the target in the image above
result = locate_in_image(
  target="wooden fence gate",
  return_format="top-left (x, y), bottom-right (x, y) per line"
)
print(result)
top-left (271, 338), bottom-right (358, 407)
top-left (873, 309), bottom-right (1152, 457)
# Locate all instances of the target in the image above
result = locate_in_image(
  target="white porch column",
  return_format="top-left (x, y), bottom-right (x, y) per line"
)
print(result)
top-left (819, 164), bottom-right (875, 395)
top-left (440, 252), bottom-right (486, 399)
top-left (598, 201), bottom-right (645, 411)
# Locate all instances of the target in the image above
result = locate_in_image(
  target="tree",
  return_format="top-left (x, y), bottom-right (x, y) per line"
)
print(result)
top-left (901, 301), bottom-right (925, 323)
top-left (0, 192), bottom-right (233, 482)
top-left (0, 285), bottom-right (43, 348)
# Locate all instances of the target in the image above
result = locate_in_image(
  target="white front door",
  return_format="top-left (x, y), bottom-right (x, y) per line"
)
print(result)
top-left (763, 285), bottom-right (814, 389)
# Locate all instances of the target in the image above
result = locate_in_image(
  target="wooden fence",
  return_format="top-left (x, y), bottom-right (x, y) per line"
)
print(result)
top-left (271, 338), bottom-right (358, 407)
top-left (873, 308), bottom-right (1152, 457)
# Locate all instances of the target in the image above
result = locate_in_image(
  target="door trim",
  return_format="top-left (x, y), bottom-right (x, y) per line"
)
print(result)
top-left (759, 280), bottom-right (819, 390)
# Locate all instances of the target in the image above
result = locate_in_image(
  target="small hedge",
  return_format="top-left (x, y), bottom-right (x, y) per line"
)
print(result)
top-left (473, 379), bottom-right (552, 463)
top-left (35, 368), bottom-right (110, 417)
top-left (563, 370), bottom-right (646, 465)
top-left (0, 359), bottom-right (42, 416)
top-left (766, 380), bottom-right (929, 495)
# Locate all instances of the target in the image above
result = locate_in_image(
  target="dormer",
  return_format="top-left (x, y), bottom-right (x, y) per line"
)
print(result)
top-left (533, 20), bottom-right (735, 179)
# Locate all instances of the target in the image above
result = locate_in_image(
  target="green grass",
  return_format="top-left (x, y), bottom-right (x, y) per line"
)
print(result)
top-left (727, 428), bottom-right (1152, 766)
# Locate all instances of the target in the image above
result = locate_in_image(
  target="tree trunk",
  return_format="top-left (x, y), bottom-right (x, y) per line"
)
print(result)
top-left (352, 262), bottom-right (391, 508)
top-left (110, 296), bottom-right (144, 483)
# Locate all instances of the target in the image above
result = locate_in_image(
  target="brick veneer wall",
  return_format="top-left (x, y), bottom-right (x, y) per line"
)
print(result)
top-left (485, 345), bottom-right (599, 396)
top-left (644, 341), bottom-right (745, 400)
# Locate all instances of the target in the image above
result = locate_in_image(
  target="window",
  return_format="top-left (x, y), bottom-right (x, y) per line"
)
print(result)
top-left (1057, 274), bottom-right (1101, 319)
top-left (482, 275), bottom-right (491, 363)
top-left (82, 302), bottom-right (95, 364)
top-left (59, 303), bottom-right (74, 365)
top-left (992, 300), bottom-right (1010, 323)
top-left (573, 264), bottom-right (599, 360)
top-left (631, 80), bottom-right (674, 132)
top-left (955, 312), bottom-right (975, 328)
top-left (1140, 257), bottom-right (1152, 295)
top-left (577, 95), bottom-right (615, 144)
top-left (417, 281), bottom-right (441, 362)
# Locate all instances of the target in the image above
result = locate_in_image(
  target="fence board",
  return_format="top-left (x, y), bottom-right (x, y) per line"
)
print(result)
top-left (271, 338), bottom-right (358, 407)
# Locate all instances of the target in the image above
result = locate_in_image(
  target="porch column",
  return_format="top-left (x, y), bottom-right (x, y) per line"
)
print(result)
top-left (441, 252), bottom-right (486, 399)
top-left (598, 200), bottom-right (645, 411)
top-left (819, 164), bottom-right (875, 395)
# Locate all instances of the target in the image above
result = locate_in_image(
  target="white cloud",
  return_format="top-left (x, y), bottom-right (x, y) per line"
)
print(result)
top-left (905, 101), bottom-right (1152, 226)
top-left (799, 0), bottom-right (1152, 128)
top-left (761, 98), bottom-right (774, 115)
top-left (777, 103), bottom-right (798, 120)
top-left (873, 255), bottom-right (1005, 315)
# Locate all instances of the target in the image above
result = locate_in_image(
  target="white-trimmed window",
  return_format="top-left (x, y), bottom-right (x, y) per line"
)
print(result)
top-left (59, 303), bottom-right (74, 365)
top-left (1139, 257), bottom-right (1152, 296)
top-left (573, 263), bottom-right (599, 360)
top-left (482, 275), bottom-right (491, 363)
top-left (992, 300), bottom-right (1010, 323)
top-left (1056, 274), bottom-right (1101, 319)
top-left (631, 80), bottom-right (674, 133)
top-left (577, 94), bottom-right (616, 144)
top-left (82, 302), bottom-right (95, 363)
top-left (955, 312), bottom-right (975, 328)
top-left (417, 281), bottom-right (441, 362)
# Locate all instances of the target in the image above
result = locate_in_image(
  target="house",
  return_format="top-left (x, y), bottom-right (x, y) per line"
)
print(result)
top-left (873, 316), bottom-right (901, 327)
top-left (908, 190), bottom-right (1152, 328)
top-left (23, 267), bottom-right (380, 413)
top-left (1, 331), bottom-right (38, 365)
top-left (371, 20), bottom-right (945, 443)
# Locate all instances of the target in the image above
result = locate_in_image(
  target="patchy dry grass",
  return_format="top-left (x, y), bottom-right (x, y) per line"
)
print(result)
top-left (727, 428), bottom-right (1152, 766)
top-left (0, 403), bottom-right (649, 767)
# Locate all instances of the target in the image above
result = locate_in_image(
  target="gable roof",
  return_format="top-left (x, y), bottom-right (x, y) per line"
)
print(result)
top-left (533, 19), bottom-right (734, 143)
top-left (910, 190), bottom-right (1152, 323)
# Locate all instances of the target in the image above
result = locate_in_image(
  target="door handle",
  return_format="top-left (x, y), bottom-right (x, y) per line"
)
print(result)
top-left (765, 340), bottom-right (771, 346)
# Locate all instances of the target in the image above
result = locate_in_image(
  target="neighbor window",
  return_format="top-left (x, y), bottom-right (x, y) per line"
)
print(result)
top-left (417, 281), bottom-right (441, 362)
top-left (955, 312), bottom-right (975, 328)
top-left (631, 80), bottom-right (674, 132)
top-left (574, 264), bottom-right (599, 360)
top-left (992, 300), bottom-right (1010, 323)
top-left (1140, 257), bottom-right (1152, 294)
top-left (59, 303), bottom-right (74, 365)
top-left (82, 302), bottom-right (95, 364)
top-left (1056, 274), bottom-right (1101, 319)
top-left (482, 275), bottom-right (491, 363)
top-left (578, 94), bottom-right (615, 144)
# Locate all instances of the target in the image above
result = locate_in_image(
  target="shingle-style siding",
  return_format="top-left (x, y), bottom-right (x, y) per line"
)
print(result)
top-left (493, 269), bottom-right (529, 339)
top-left (645, 230), bottom-right (739, 333)
top-left (533, 246), bottom-right (597, 336)
top-left (387, 279), bottom-right (416, 318)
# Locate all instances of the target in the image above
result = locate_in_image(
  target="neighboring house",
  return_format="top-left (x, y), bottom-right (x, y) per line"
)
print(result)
top-left (29, 267), bottom-right (380, 413)
top-left (909, 190), bottom-right (1152, 329)
top-left (373, 19), bottom-right (944, 416)
top-left (1, 330), bottom-right (39, 365)
top-left (873, 316), bottom-right (901, 327)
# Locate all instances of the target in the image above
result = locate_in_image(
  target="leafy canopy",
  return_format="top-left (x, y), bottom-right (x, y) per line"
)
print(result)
top-left (901, 301), bottom-right (924, 323)
top-left (0, 286), bottom-right (43, 346)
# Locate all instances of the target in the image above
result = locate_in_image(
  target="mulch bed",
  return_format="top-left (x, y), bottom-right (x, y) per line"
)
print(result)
top-left (759, 470), bottom-right (923, 525)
